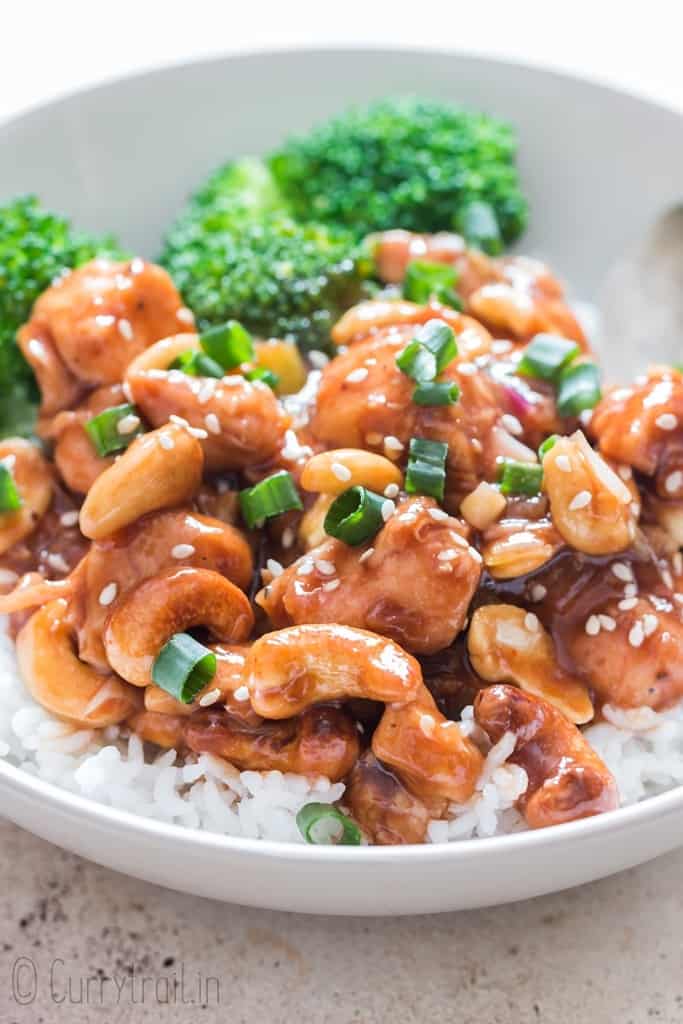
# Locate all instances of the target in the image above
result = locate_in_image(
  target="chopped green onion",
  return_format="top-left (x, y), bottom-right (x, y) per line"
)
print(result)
top-left (396, 319), bottom-right (458, 382)
top-left (296, 802), bottom-right (362, 845)
top-left (404, 260), bottom-right (463, 311)
top-left (556, 362), bottom-right (602, 417)
top-left (324, 486), bottom-right (386, 546)
top-left (85, 403), bottom-right (144, 457)
top-left (454, 200), bottom-right (502, 255)
top-left (244, 367), bottom-right (279, 391)
top-left (0, 464), bottom-right (22, 513)
top-left (239, 470), bottom-right (303, 529)
top-left (498, 459), bottom-right (543, 496)
top-left (152, 633), bottom-right (217, 704)
top-left (412, 381), bottom-right (460, 407)
top-left (171, 349), bottom-right (224, 378)
top-left (200, 320), bottom-right (254, 370)
top-left (538, 434), bottom-right (560, 459)
top-left (517, 334), bottom-right (580, 381)
top-left (405, 437), bottom-right (448, 502)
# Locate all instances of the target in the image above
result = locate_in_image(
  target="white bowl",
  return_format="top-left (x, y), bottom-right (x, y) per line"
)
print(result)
top-left (1, 48), bottom-right (683, 915)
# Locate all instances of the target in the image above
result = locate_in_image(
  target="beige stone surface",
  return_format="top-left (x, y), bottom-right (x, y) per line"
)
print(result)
top-left (0, 820), bottom-right (681, 1023)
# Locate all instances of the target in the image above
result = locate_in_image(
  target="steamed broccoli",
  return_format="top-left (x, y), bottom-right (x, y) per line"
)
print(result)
top-left (269, 97), bottom-right (528, 253)
top-left (160, 159), bottom-right (369, 352)
top-left (0, 195), bottom-right (124, 434)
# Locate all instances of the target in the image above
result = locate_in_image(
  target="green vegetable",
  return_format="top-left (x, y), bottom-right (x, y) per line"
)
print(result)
top-left (160, 158), bottom-right (368, 353)
top-left (538, 434), bottom-right (560, 459)
top-left (517, 334), bottom-right (580, 381)
top-left (200, 320), bottom-right (254, 369)
top-left (244, 367), bottom-right (279, 390)
top-left (269, 97), bottom-right (528, 251)
top-left (171, 350), bottom-right (224, 379)
top-left (0, 464), bottom-right (22, 513)
top-left (498, 459), bottom-right (543, 496)
top-left (151, 633), bottom-right (217, 704)
top-left (556, 362), bottom-right (602, 416)
top-left (412, 381), bottom-right (460, 406)
top-left (405, 437), bottom-right (449, 501)
top-left (323, 486), bottom-right (386, 546)
top-left (239, 470), bottom-right (303, 529)
top-left (396, 319), bottom-right (458, 382)
top-left (0, 195), bottom-right (124, 437)
top-left (296, 803), bottom-right (362, 845)
top-left (403, 260), bottom-right (462, 310)
top-left (84, 403), bottom-right (144, 457)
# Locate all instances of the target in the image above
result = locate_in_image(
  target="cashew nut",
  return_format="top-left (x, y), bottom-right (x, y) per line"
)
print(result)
top-left (0, 439), bottom-right (53, 555)
top-left (481, 518), bottom-right (563, 579)
top-left (300, 448), bottom-right (402, 496)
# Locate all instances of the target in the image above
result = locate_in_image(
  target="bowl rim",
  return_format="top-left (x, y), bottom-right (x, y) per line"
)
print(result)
top-left (2, 44), bottom-right (683, 863)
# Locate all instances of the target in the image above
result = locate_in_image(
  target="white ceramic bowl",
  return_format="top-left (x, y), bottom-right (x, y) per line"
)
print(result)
top-left (2, 49), bottom-right (683, 915)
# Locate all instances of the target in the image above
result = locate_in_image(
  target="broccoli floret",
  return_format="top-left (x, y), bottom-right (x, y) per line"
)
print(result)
top-left (160, 159), bottom-right (369, 351)
top-left (269, 96), bottom-right (528, 253)
top-left (0, 195), bottom-right (124, 434)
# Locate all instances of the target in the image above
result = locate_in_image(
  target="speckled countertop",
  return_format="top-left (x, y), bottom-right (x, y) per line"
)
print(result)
top-left (0, 821), bottom-right (681, 1023)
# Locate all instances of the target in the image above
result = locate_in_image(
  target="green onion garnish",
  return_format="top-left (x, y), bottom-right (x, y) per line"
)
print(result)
top-left (412, 380), bottom-right (460, 407)
top-left (239, 470), bottom-right (303, 529)
top-left (556, 362), bottom-right (602, 417)
top-left (517, 334), bottom-right (580, 381)
top-left (454, 200), bottom-right (502, 255)
top-left (498, 459), bottom-right (543, 496)
top-left (296, 803), bottom-right (362, 845)
top-left (405, 437), bottom-right (449, 502)
top-left (171, 349), bottom-right (224, 379)
top-left (403, 260), bottom-right (463, 311)
top-left (538, 434), bottom-right (560, 459)
top-left (244, 367), bottom-right (279, 391)
top-left (152, 633), bottom-right (217, 704)
top-left (396, 319), bottom-right (458, 383)
top-left (0, 464), bottom-right (22, 514)
top-left (324, 486), bottom-right (386, 546)
top-left (200, 320), bottom-right (255, 370)
top-left (84, 403), bottom-right (144, 457)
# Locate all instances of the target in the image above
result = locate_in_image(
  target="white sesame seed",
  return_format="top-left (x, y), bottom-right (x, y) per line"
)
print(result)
top-left (222, 375), bottom-right (244, 387)
top-left (331, 461), bottom-right (352, 482)
top-left (448, 532), bottom-right (469, 548)
top-left (345, 367), bottom-right (369, 384)
top-left (94, 314), bottom-right (115, 327)
top-left (130, 257), bottom-right (144, 275)
top-left (266, 558), bottom-right (284, 578)
top-left (612, 562), bottom-right (633, 583)
top-left (381, 499), bottom-right (396, 522)
top-left (199, 688), bottom-right (221, 707)
top-left (383, 436), bottom-right (404, 453)
top-left (315, 559), bottom-right (336, 576)
top-left (297, 558), bottom-right (315, 576)
top-left (46, 553), bottom-right (70, 573)
top-left (233, 686), bottom-right (250, 702)
top-left (457, 361), bottom-right (477, 376)
top-left (524, 612), bottom-right (539, 632)
top-left (282, 527), bottom-right (295, 550)
top-left (468, 546), bottom-right (483, 564)
top-left (158, 432), bottom-right (174, 451)
top-left (437, 549), bottom-right (459, 562)
top-left (642, 614), bottom-right (659, 637)
top-left (419, 713), bottom-right (436, 737)
top-left (501, 413), bottom-right (523, 436)
top-left (471, 438), bottom-right (483, 453)
top-left (665, 471), bottom-right (683, 494)
top-left (281, 429), bottom-right (313, 462)
top-left (555, 455), bottom-right (572, 473)
top-left (491, 340), bottom-right (513, 355)
top-left (569, 490), bottom-right (591, 511)
top-left (599, 614), bottom-right (617, 632)
top-left (308, 350), bottom-right (329, 369)
top-left (384, 483), bottom-right (399, 498)
top-left (365, 358), bottom-right (378, 367)
top-left (204, 413), bottom-right (221, 435)
top-left (118, 318), bottom-right (134, 341)
top-left (618, 597), bottom-right (638, 612)
top-left (176, 306), bottom-right (195, 324)
top-left (116, 414), bottom-right (140, 435)
top-left (530, 584), bottom-right (547, 602)
top-left (398, 512), bottom-right (418, 524)
top-left (60, 510), bottom-right (79, 527)
top-left (428, 508), bottom-right (449, 522)
top-left (98, 582), bottom-right (118, 607)
top-left (0, 568), bottom-right (19, 586)
top-left (656, 413), bottom-right (678, 431)
top-left (628, 622), bottom-right (644, 648)
top-left (115, 273), bottom-right (132, 291)
top-left (197, 381), bottom-right (215, 404)
top-left (172, 544), bottom-right (195, 559)
top-left (322, 579), bottom-right (341, 592)
top-left (359, 548), bottom-right (375, 563)
top-left (585, 615), bottom-right (601, 636)
top-left (660, 567), bottom-right (674, 589)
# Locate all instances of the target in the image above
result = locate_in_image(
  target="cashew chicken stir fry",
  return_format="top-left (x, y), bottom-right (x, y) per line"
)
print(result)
top-left (3, 246), bottom-right (683, 847)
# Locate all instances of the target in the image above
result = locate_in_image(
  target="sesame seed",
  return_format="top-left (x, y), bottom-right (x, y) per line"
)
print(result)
top-left (130, 257), bottom-right (144, 275)
top-left (381, 499), bottom-right (396, 522)
top-left (384, 483), bottom-right (399, 498)
top-left (448, 532), bottom-right (469, 548)
top-left (46, 552), bottom-right (70, 573)
top-left (60, 511), bottom-right (79, 527)
top-left (585, 615), bottom-right (601, 636)
top-left (115, 273), bottom-right (132, 291)
top-left (618, 597), bottom-right (638, 611)
top-left (266, 558), bottom-right (284, 578)
top-left (555, 455), bottom-right (572, 473)
top-left (94, 314), bottom-right (115, 327)
top-left (331, 461), bottom-right (352, 482)
top-left (197, 381), bottom-right (215, 404)
top-left (612, 562), bottom-right (633, 583)
top-left (428, 508), bottom-right (449, 522)
top-left (398, 513), bottom-right (417, 524)
top-left (642, 614), bottom-right (658, 637)
top-left (530, 584), bottom-right (547, 602)
top-left (204, 413), bottom-right (221, 435)
top-left (623, 582), bottom-right (638, 598)
top-left (222, 375), bottom-right (244, 387)
top-left (599, 614), bottom-right (617, 632)
top-left (569, 490), bottom-right (592, 511)
top-left (281, 429), bottom-right (313, 462)
top-left (524, 612), bottom-right (539, 632)
top-left (468, 546), bottom-right (483, 564)
top-left (322, 579), bottom-right (341, 592)
top-left (661, 567), bottom-right (674, 589)
top-left (172, 544), bottom-right (195, 559)
top-left (359, 548), bottom-right (375, 563)
top-left (308, 350), bottom-right (329, 369)
top-left (365, 358), bottom-right (378, 367)
top-left (98, 582), bottom-right (118, 606)
top-left (471, 438), bottom-right (483, 453)
top-left (656, 413), bottom-right (678, 431)
top-left (118, 318), bottom-right (134, 341)
top-left (122, 381), bottom-right (133, 402)
top-left (116, 414), bottom-right (140, 435)
top-left (0, 568), bottom-right (18, 586)
top-left (297, 558), bottom-right (314, 576)
top-left (383, 436), bottom-right (404, 453)
top-left (282, 527), bottom-right (295, 550)
top-left (501, 413), bottom-right (523, 436)
top-left (176, 306), bottom-right (195, 324)
top-left (457, 361), bottom-right (477, 375)
top-left (315, 559), bottom-right (336, 576)
top-left (199, 688), bottom-right (221, 707)
top-left (419, 713), bottom-right (436, 737)
top-left (491, 340), bottom-right (513, 355)
top-left (437, 549), bottom-right (459, 562)
top-left (158, 432), bottom-right (174, 451)
top-left (665, 471), bottom-right (683, 494)
top-left (628, 622), bottom-right (644, 648)
top-left (345, 367), bottom-right (369, 384)
top-left (233, 686), bottom-right (250, 702)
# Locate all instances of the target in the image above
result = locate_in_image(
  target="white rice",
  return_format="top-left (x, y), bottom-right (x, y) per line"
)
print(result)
top-left (2, 618), bottom-right (683, 844)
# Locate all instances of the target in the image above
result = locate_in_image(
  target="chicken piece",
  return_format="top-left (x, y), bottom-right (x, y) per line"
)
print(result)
top-left (474, 684), bottom-right (618, 829)
top-left (257, 496), bottom-right (481, 654)
top-left (345, 751), bottom-right (430, 845)
top-left (50, 384), bottom-right (124, 493)
top-left (19, 259), bottom-right (190, 418)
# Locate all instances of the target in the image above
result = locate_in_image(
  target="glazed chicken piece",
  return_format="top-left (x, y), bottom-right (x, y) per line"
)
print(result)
top-left (371, 229), bottom-right (588, 347)
top-left (345, 751), bottom-right (431, 845)
top-left (257, 496), bottom-right (482, 654)
top-left (474, 684), bottom-right (618, 829)
top-left (49, 383), bottom-right (125, 494)
top-left (19, 258), bottom-right (191, 420)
